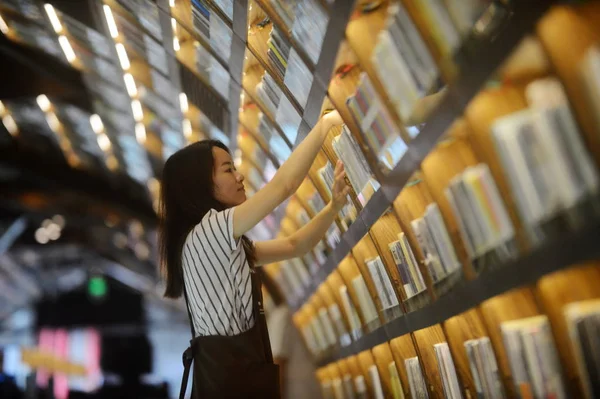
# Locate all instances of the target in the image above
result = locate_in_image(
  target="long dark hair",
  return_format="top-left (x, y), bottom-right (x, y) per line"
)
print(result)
top-left (158, 139), bottom-right (256, 298)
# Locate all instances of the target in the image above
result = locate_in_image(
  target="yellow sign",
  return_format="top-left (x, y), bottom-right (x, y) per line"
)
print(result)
top-left (21, 348), bottom-right (87, 376)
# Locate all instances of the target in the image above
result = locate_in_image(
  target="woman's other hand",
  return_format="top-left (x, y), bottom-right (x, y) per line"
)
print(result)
top-left (331, 160), bottom-right (351, 211)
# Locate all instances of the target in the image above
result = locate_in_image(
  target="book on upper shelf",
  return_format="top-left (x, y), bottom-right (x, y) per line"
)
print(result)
top-left (191, 0), bottom-right (232, 61)
top-left (388, 232), bottom-right (428, 309)
top-left (491, 77), bottom-right (599, 246)
top-left (317, 159), bottom-right (358, 229)
top-left (501, 315), bottom-right (567, 399)
top-left (365, 256), bottom-right (399, 313)
top-left (445, 163), bottom-right (517, 273)
top-left (346, 72), bottom-right (407, 174)
top-left (368, 364), bottom-right (385, 399)
top-left (332, 125), bottom-right (382, 206)
top-left (289, 0), bottom-right (328, 64)
top-left (564, 299), bottom-right (600, 399)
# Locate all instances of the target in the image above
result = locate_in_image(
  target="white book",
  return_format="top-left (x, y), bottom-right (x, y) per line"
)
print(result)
top-left (310, 316), bottom-right (329, 352)
top-left (434, 343), bottom-right (463, 399)
top-left (461, 168), bottom-right (498, 251)
top-left (332, 378), bottom-right (345, 399)
top-left (447, 176), bottom-right (486, 257)
top-left (369, 365), bottom-right (385, 399)
top-left (318, 307), bottom-right (339, 347)
top-left (343, 374), bottom-right (357, 399)
top-left (424, 203), bottom-right (461, 274)
top-left (526, 78), bottom-right (600, 206)
top-left (411, 217), bottom-right (446, 282)
top-left (339, 285), bottom-right (363, 332)
top-left (328, 303), bottom-right (350, 342)
top-left (351, 275), bottom-right (379, 324)
top-left (366, 256), bottom-right (399, 309)
top-left (355, 375), bottom-right (368, 398)
top-left (405, 357), bottom-right (430, 398)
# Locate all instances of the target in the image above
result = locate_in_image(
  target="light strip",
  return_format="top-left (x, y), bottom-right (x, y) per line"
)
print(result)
top-left (45, 112), bottom-right (60, 131)
top-left (36, 94), bottom-right (51, 112)
top-left (44, 4), bottom-right (63, 33)
top-left (0, 14), bottom-right (8, 34)
top-left (171, 18), bottom-right (177, 32)
top-left (103, 5), bottom-right (119, 38)
top-left (97, 133), bottom-right (111, 151)
top-left (89, 114), bottom-right (104, 134)
top-left (115, 43), bottom-right (130, 70)
top-left (183, 119), bottom-right (192, 138)
top-left (58, 35), bottom-right (76, 63)
top-left (0, 100), bottom-right (5, 115)
top-left (131, 100), bottom-right (143, 121)
top-left (169, 0), bottom-right (175, 7)
top-left (179, 93), bottom-right (188, 113)
top-left (123, 73), bottom-right (137, 97)
top-left (135, 122), bottom-right (146, 144)
top-left (173, 37), bottom-right (180, 52)
top-left (2, 115), bottom-right (18, 135)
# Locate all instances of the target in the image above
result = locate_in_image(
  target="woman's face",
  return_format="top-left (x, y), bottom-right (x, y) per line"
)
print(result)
top-left (212, 147), bottom-right (246, 207)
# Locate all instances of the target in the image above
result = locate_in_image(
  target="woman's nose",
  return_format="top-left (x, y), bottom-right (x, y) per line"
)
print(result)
top-left (236, 171), bottom-right (244, 183)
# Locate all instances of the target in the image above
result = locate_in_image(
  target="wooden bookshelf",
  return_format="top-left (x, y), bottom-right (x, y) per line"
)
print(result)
top-left (371, 342), bottom-right (400, 398)
top-left (412, 324), bottom-right (453, 398)
top-left (389, 333), bottom-right (419, 399)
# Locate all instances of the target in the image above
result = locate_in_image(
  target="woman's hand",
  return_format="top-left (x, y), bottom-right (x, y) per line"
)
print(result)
top-left (322, 110), bottom-right (344, 133)
top-left (331, 160), bottom-right (351, 211)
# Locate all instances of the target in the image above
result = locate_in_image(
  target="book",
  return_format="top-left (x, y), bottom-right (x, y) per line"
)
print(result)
top-left (343, 374), bottom-right (356, 399)
top-left (290, 0), bottom-right (328, 64)
top-left (411, 216), bottom-right (446, 282)
top-left (388, 361), bottom-right (406, 399)
top-left (318, 307), bottom-right (339, 347)
top-left (368, 364), bottom-right (385, 399)
top-left (501, 316), bottom-right (566, 399)
top-left (434, 342), bottom-right (463, 399)
top-left (366, 256), bottom-right (399, 310)
top-left (351, 275), bottom-right (379, 324)
top-left (328, 303), bottom-right (351, 346)
top-left (405, 356), bottom-right (430, 398)
top-left (388, 233), bottom-right (427, 299)
top-left (354, 375), bottom-right (368, 399)
top-left (564, 300), bottom-right (600, 399)
top-left (332, 378), bottom-right (345, 399)
top-left (332, 126), bottom-right (374, 196)
top-left (339, 285), bottom-right (362, 333)
top-left (464, 337), bottom-right (505, 399)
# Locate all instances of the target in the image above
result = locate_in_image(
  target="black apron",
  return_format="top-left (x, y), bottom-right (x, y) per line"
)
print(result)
top-left (179, 267), bottom-right (281, 398)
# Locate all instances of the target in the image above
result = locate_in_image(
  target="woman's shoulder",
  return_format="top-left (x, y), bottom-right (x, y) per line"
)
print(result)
top-left (188, 208), bottom-right (237, 250)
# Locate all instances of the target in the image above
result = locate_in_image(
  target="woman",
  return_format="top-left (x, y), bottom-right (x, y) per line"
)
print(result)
top-left (159, 110), bottom-right (348, 398)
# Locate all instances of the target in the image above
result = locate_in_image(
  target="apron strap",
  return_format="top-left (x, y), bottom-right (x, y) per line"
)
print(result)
top-left (250, 267), bottom-right (274, 362)
top-left (179, 347), bottom-right (194, 399)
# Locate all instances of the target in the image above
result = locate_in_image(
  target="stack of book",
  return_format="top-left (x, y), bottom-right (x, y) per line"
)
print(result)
top-left (191, 0), bottom-right (232, 61)
top-left (434, 342), bottom-right (462, 399)
top-left (464, 337), bottom-right (505, 399)
top-left (371, 2), bottom-right (439, 123)
top-left (256, 72), bottom-right (283, 115)
top-left (492, 78), bottom-right (599, 245)
top-left (347, 73), bottom-right (406, 171)
top-left (411, 203), bottom-right (461, 284)
top-left (366, 256), bottom-right (399, 312)
top-left (445, 163), bottom-right (516, 265)
top-left (284, 49), bottom-right (313, 108)
top-left (267, 26), bottom-right (289, 80)
top-left (564, 300), bottom-right (600, 399)
top-left (501, 316), bottom-right (567, 399)
top-left (195, 43), bottom-right (230, 99)
top-left (290, 0), bottom-right (328, 64)
top-left (405, 357), bottom-right (429, 398)
top-left (332, 126), bottom-right (377, 199)
top-left (388, 232), bottom-right (427, 301)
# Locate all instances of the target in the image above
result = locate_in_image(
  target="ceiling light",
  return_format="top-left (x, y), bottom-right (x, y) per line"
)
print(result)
top-left (35, 228), bottom-right (49, 244)
top-left (115, 43), bottom-right (130, 70)
top-left (123, 73), bottom-right (137, 97)
top-left (52, 214), bottom-right (65, 228)
top-left (179, 93), bottom-right (188, 113)
top-left (36, 94), bottom-right (51, 112)
top-left (106, 155), bottom-right (119, 170)
top-left (172, 37), bottom-right (180, 51)
top-left (0, 100), bottom-right (5, 115)
top-left (171, 18), bottom-right (177, 32)
top-left (89, 114), bottom-right (104, 134)
top-left (2, 115), bottom-right (17, 135)
top-left (0, 14), bottom-right (8, 34)
top-left (97, 133), bottom-right (111, 151)
top-left (183, 119), bottom-right (192, 138)
top-left (45, 112), bottom-right (60, 131)
top-left (135, 122), bottom-right (146, 144)
top-left (58, 35), bottom-right (76, 63)
top-left (44, 4), bottom-right (63, 33)
top-left (131, 100), bottom-right (143, 121)
top-left (103, 5), bottom-right (119, 38)
top-left (169, 0), bottom-right (175, 7)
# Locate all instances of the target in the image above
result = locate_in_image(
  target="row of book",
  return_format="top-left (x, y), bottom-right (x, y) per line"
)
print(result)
top-left (191, 0), bottom-right (232, 62)
top-left (346, 73), bottom-right (406, 172)
top-left (195, 42), bottom-right (230, 99)
top-left (317, 159), bottom-right (357, 229)
top-left (315, 300), bottom-right (600, 399)
top-left (491, 77), bottom-right (599, 245)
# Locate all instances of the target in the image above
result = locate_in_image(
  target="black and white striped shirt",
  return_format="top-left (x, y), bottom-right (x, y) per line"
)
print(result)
top-left (182, 208), bottom-right (254, 336)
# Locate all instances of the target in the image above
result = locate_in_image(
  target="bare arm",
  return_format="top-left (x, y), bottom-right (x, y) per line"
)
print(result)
top-left (232, 111), bottom-right (343, 238)
top-left (255, 161), bottom-right (350, 265)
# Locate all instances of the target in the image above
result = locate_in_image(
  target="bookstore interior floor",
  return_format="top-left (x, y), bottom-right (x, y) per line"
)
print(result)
top-left (2, 0), bottom-right (600, 398)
